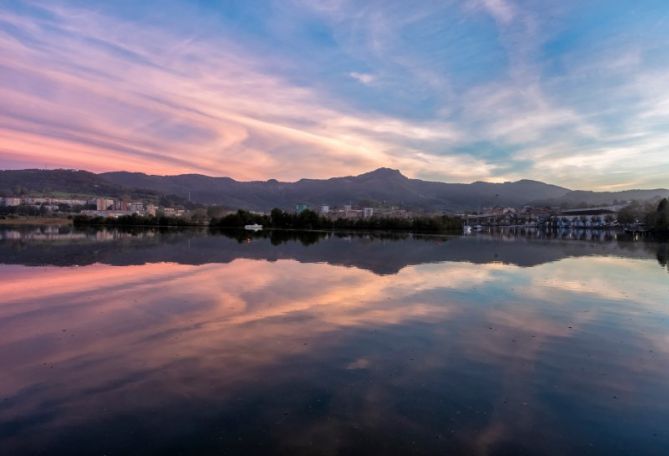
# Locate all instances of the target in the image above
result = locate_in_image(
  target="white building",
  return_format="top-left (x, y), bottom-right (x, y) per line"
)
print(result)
top-left (550, 208), bottom-right (617, 228)
top-left (363, 207), bottom-right (374, 218)
top-left (162, 208), bottom-right (186, 217)
top-left (320, 205), bottom-right (330, 214)
top-left (2, 197), bottom-right (22, 206)
top-left (24, 197), bottom-right (88, 206)
top-left (128, 202), bottom-right (145, 214)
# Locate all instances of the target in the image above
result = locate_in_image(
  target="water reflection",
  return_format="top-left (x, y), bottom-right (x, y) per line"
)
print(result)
top-left (1, 226), bottom-right (668, 273)
top-left (0, 228), bottom-right (668, 454)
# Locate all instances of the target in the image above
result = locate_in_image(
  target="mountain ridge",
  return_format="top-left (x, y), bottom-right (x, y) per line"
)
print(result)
top-left (1, 168), bottom-right (667, 211)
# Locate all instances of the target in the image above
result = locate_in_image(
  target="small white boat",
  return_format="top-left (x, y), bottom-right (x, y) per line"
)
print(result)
top-left (463, 225), bottom-right (472, 234)
top-left (244, 224), bottom-right (263, 231)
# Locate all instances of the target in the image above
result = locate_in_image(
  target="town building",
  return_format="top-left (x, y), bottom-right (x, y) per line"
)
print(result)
top-left (1, 197), bottom-right (22, 206)
top-left (548, 208), bottom-right (618, 228)
top-left (96, 198), bottom-right (115, 211)
top-left (22, 197), bottom-right (88, 206)
top-left (162, 207), bottom-right (186, 217)
top-left (113, 200), bottom-right (129, 211)
top-left (128, 202), bottom-right (145, 214)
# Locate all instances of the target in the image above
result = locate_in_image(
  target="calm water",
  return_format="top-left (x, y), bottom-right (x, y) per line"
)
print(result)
top-left (1, 227), bottom-right (668, 455)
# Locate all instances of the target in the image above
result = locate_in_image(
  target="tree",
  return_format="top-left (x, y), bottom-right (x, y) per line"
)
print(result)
top-left (618, 201), bottom-right (653, 225)
top-left (206, 206), bottom-right (229, 218)
top-left (270, 208), bottom-right (291, 228)
top-left (655, 198), bottom-right (669, 231)
top-left (189, 208), bottom-right (208, 224)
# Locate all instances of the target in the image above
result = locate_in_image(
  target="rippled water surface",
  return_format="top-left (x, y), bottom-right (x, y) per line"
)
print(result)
top-left (1, 227), bottom-right (668, 454)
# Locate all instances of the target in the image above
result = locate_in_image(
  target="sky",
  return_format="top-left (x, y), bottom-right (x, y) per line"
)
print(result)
top-left (1, 0), bottom-right (669, 190)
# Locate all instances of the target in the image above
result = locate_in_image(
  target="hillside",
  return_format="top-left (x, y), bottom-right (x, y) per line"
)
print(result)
top-left (0, 169), bottom-right (120, 197)
top-left (0, 169), bottom-right (190, 206)
top-left (1, 168), bottom-right (667, 211)
top-left (100, 168), bottom-right (571, 211)
top-left (535, 189), bottom-right (669, 207)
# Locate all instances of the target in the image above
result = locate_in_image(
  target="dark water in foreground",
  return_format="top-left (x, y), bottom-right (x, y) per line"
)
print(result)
top-left (0, 227), bottom-right (668, 455)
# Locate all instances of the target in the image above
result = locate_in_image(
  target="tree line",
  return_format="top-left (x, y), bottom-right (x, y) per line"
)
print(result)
top-left (210, 208), bottom-right (462, 233)
top-left (618, 198), bottom-right (669, 232)
top-left (73, 208), bottom-right (462, 233)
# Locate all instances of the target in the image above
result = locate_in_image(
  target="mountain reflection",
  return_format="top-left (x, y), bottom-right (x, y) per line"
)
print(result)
top-left (0, 226), bottom-right (667, 273)
top-left (1, 228), bottom-right (668, 454)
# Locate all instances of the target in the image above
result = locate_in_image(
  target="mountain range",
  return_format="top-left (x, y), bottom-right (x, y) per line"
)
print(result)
top-left (1, 168), bottom-right (668, 211)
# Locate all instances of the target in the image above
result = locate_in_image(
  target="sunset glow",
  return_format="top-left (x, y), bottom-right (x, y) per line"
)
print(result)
top-left (2, 1), bottom-right (669, 188)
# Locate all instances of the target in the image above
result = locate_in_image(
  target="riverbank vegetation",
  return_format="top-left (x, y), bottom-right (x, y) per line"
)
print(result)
top-left (618, 198), bottom-right (669, 232)
top-left (72, 208), bottom-right (462, 233)
top-left (210, 208), bottom-right (462, 233)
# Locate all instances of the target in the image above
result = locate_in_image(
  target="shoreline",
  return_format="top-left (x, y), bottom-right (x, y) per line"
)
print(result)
top-left (0, 217), bottom-right (72, 226)
top-left (71, 222), bottom-right (463, 236)
top-left (2, 217), bottom-right (666, 237)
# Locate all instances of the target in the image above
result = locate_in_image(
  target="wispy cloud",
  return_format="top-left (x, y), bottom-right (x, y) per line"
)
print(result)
top-left (0, 0), bottom-right (668, 188)
top-left (475, 0), bottom-right (516, 25)
top-left (349, 72), bottom-right (375, 85)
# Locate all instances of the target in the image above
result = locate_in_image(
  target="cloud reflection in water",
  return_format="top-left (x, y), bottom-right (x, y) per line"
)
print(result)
top-left (0, 233), bottom-right (668, 454)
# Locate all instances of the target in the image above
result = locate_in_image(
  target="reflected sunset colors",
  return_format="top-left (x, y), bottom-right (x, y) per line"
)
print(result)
top-left (1, 229), bottom-right (668, 454)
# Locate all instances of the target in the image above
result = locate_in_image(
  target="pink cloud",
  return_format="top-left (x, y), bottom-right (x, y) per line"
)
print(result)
top-left (0, 4), bottom-right (483, 181)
